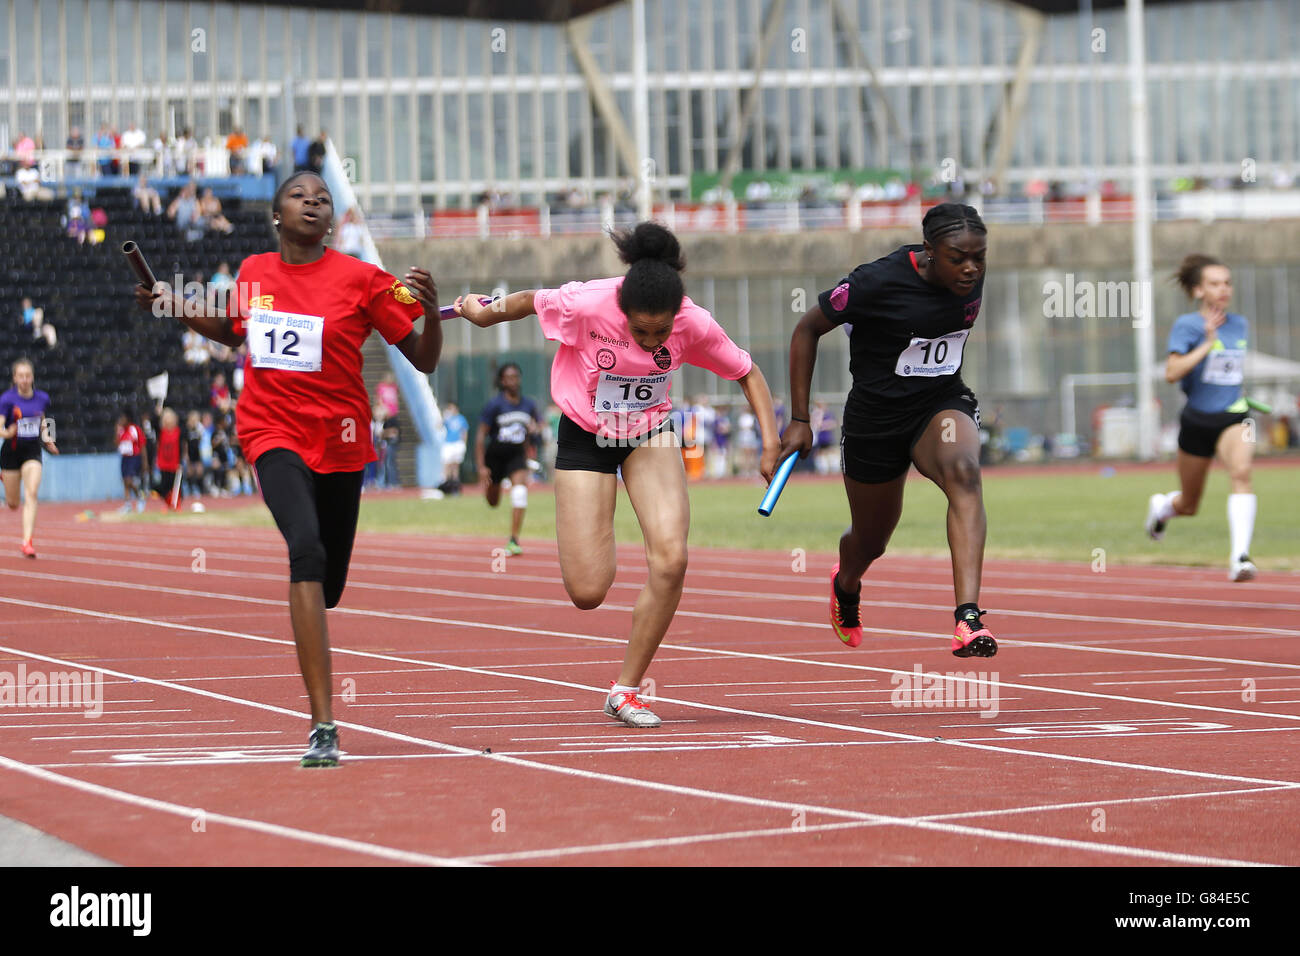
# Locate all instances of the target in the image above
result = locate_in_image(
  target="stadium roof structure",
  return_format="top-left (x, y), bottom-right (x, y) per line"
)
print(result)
top-left (264, 0), bottom-right (1191, 18)
top-left (263, 1), bottom-right (622, 20)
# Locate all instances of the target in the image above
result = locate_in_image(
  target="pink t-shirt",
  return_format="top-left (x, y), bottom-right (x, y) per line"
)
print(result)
top-left (535, 277), bottom-right (753, 440)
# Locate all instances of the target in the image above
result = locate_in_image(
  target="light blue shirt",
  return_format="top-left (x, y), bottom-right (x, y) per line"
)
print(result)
top-left (1168, 311), bottom-right (1249, 414)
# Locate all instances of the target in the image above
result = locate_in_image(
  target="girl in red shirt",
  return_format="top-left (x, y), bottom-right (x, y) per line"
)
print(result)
top-left (116, 409), bottom-right (146, 514)
top-left (135, 171), bottom-right (445, 767)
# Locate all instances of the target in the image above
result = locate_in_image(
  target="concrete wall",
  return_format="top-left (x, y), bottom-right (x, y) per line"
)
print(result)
top-left (377, 220), bottom-right (1300, 286)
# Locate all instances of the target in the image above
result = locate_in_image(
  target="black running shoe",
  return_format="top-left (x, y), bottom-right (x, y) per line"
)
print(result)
top-left (301, 723), bottom-right (340, 768)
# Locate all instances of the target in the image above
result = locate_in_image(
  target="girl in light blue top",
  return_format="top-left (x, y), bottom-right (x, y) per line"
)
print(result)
top-left (1145, 254), bottom-right (1258, 581)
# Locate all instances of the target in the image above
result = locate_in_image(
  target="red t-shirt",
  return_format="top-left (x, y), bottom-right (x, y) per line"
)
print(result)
top-left (116, 424), bottom-right (144, 457)
top-left (157, 426), bottom-right (182, 470)
top-left (230, 249), bottom-right (422, 472)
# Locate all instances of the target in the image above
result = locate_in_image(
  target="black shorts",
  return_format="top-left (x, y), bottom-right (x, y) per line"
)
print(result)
top-left (484, 443), bottom-right (529, 485)
top-left (0, 440), bottom-right (41, 471)
top-left (554, 414), bottom-right (677, 475)
top-left (1178, 406), bottom-right (1248, 458)
top-left (841, 388), bottom-right (980, 484)
top-left (120, 454), bottom-right (142, 479)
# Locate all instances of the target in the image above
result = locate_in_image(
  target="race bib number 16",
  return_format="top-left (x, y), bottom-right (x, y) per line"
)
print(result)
top-left (895, 329), bottom-right (969, 378)
top-left (248, 309), bottom-right (324, 372)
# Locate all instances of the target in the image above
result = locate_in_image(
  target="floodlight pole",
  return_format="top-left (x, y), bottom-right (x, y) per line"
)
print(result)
top-left (1128, 0), bottom-right (1158, 460)
top-left (632, 0), bottom-right (653, 221)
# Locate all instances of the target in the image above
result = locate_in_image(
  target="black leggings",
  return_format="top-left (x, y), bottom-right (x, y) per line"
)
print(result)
top-left (255, 448), bottom-right (364, 609)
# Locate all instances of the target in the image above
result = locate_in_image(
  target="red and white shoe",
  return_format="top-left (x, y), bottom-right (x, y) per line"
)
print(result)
top-left (604, 683), bottom-right (662, 728)
top-left (20, 539), bottom-right (35, 558)
top-left (953, 610), bottom-right (998, 658)
top-left (829, 563), bottom-right (863, 648)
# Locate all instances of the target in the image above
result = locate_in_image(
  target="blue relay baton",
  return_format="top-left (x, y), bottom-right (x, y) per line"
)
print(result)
top-left (758, 452), bottom-right (800, 517)
top-left (439, 296), bottom-right (497, 320)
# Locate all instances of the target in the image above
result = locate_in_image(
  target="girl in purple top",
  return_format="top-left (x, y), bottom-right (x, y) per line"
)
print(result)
top-left (1, 358), bottom-right (59, 557)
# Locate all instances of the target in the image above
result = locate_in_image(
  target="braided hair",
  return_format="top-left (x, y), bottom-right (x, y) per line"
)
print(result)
top-left (922, 202), bottom-right (987, 246)
top-left (612, 222), bottom-right (686, 318)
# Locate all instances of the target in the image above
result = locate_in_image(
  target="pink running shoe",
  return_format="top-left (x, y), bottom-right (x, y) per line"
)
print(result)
top-left (829, 564), bottom-right (863, 648)
top-left (952, 609), bottom-right (998, 658)
top-left (20, 539), bottom-right (35, 558)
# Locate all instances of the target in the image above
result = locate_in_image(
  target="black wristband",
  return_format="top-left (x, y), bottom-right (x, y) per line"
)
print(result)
top-left (791, 416), bottom-right (809, 423)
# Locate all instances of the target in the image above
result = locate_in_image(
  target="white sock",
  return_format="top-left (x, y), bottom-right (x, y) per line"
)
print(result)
top-left (1157, 491), bottom-right (1180, 522)
top-left (610, 683), bottom-right (639, 700)
top-left (1227, 493), bottom-right (1257, 560)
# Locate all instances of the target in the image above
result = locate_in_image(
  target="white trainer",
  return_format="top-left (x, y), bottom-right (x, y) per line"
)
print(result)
top-left (1230, 556), bottom-right (1257, 582)
top-left (1145, 493), bottom-right (1169, 540)
top-left (604, 684), bottom-right (662, 728)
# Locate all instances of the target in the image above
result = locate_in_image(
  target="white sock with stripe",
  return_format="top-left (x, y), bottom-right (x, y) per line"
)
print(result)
top-left (1227, 493), bottom-right (1257, 560)
top-left (1158, 491), bottom-right (1180, 521)
top-left (610, 683), bottom-right (640, 701)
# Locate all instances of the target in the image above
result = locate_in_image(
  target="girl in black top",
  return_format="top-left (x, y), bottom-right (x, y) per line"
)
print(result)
top-left (781, 203), bottom-right (997, 658)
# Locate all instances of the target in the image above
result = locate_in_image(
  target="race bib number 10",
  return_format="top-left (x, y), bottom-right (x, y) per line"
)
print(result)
top-left (248, 309), bottom-right (324, 372)
top-left (895, 329), bottom-right (969, 377)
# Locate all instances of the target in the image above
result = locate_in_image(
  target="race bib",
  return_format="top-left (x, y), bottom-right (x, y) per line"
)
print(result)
top-left (1202, 349), bottom-right (1244, 386)
top-left (497, 422), bottom-right (528, 445)
top-left (118, 438), bottom-right (135, 455)
top-left (895, 329), bottom-right (969, 377)
top-left (594, 371), bottom-right (671, 413)
top-left (248, 308), bottom-right (324, 372)
top-left (16, 418), bottom-right (40, 439)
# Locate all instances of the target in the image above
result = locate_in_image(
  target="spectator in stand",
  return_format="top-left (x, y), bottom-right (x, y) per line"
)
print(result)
top-left (229, 430), bottom-right (254, 496)
top-left (291, 124), bottom-right (311, 171)
top-left (65, 191), bottom-right (90, 243)
top-left (120, 122), bottom-right (148, 175)
top-left (16, 162), bottom-right (52, 202)
top-left (155, 407), bottom-right (185, 509)
top-left (441, 401), bottom-right (468, 495)
top-left (251, 132), bottom-right (277, 177)
top-left (174, 128), bottom-right (197, 176)
top-left (13, 132), bottom-right (36, 166)
top-left (376, 371), bottom-right (399, 419)
top-left (199, 188), bottom-right (235, 234)
top-left (225, 127), bottom-right (249, 174)
top-left (335, 207), bottom-right (365, 257)
top-left (207, 261), bottom-right (236, 311)
top-left (133, 174), bottom-right (162, 215)
top-left (167, 181), bottom-right (207, 241)
top-left (94, 124), bottom-right (116, 176)
top-left (65, 126), bottom-right (85, 178)
top-left (182, 327), bottom-right (211, 365)
top-left (210, 372), bottom-right (232, 416)
top-left (232, 343), bottom-right (249, 395)
top-left (20, 298), bottom-right (57, 348)
top-left (307, 131), bottom-right (327, 175)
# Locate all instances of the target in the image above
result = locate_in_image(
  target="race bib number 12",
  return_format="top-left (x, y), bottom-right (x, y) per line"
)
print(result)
top-left (248, 309), bottom-right (324, 372)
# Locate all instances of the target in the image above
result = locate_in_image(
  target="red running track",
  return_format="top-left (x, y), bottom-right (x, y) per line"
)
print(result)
top-left (0, 505), bottom-right (1297, 866)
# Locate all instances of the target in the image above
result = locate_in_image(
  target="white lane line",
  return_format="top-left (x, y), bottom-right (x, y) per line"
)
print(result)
top-left (6, 627), bottom-right (1300, 795)
top-left (1094, 677), bottom-right (1298, 686)
top-left (8, 584), bottom-right (1300, 731)
top-left (0, 720), bottom-right (229, 730)
top-left (1025, 669), bottom-right (1227, 677)
top-left (3, 644), bottom-right (1288, 866)
top-left (0, 753), bottom-right (479, 867)
top-left (16, 559), bottom-right (1300, 647)
top-left (673, 680), bottom-right (881, 687)
top-left (48, 529), bottom-right (1300, 609)
top-left (32, 731), bottom-right (284, 741)
top-left (458, 783), bottom-right (1297, 865)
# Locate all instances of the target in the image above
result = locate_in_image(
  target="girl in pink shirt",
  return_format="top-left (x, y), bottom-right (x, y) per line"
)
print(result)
top-left (457, 223), bottom-right (780, 728)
